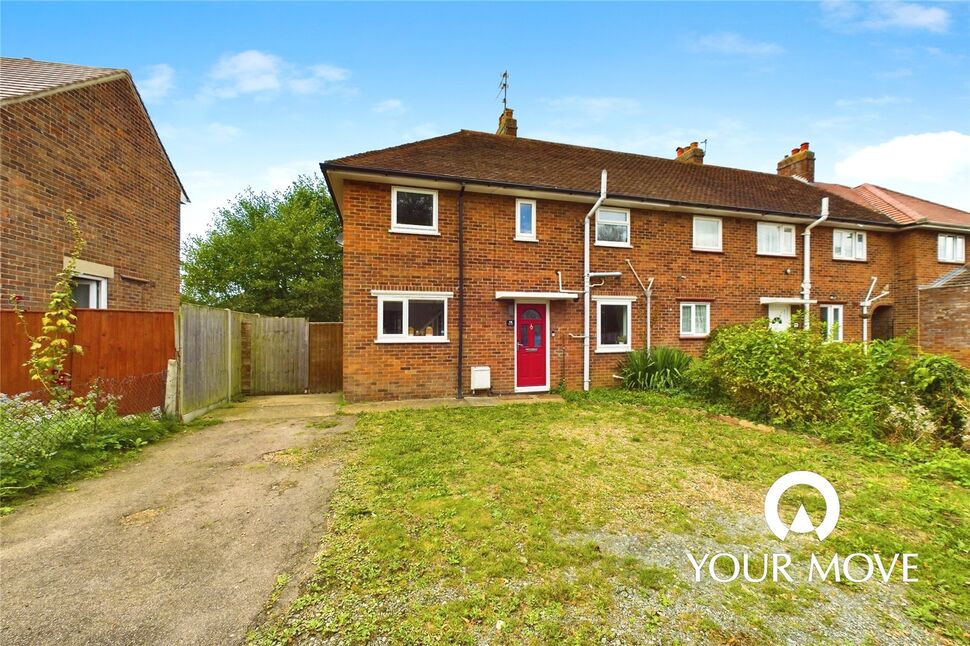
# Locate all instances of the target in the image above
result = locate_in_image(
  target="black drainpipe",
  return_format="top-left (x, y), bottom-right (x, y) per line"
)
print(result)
top-left (457, 183), bottom-right (466, 399)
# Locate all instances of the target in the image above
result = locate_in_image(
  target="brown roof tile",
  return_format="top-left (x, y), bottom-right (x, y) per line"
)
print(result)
top-left (327, 130), bottom-right (894, 225)
top-left (1, 57), bottom-right (125, 101)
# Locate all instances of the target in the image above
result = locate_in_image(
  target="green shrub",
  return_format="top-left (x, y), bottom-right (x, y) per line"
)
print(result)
top-left (618, 346), bottom-right (693, 391)
top-left (907, 354), bottom-right (970, 444)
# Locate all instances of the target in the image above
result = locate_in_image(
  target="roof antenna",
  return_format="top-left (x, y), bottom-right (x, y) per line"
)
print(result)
top-left (497, 70), bottom-right (508, 109)
top-left (700, 139), bottom-right (708, 153)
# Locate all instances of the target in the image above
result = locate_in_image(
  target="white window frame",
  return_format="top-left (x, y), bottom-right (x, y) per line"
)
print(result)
top-left (514, 199), bottom-right (537, 242)
top-left (390, 186), bottom-right (439, 235)
top-left (595, 207), bottom-right (632, 248)
top-left (937, 234), bottom-right (966, 263)
top-left (756, 222), bottom-right (796, 257)
top-left (680, 301), bottom-right (711, 338)
top-left (692, 216), bottom-right (723, 252)
top-left (820, 304), bottom-right (844, 342)
top-left (833, 229), bottom-right (867, 261)
top-left (71, 273), bottom-right (108, 309)
top-left (371, 290), bottom-right (452, 343)
top-left (593, 296), bottom-right (635, 353)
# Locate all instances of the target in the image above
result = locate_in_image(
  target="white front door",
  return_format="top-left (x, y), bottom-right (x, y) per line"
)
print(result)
top-left (768, 304), bottom-right (791, 332)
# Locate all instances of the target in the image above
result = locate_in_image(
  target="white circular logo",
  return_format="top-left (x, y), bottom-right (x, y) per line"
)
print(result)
top-left (764, 471), bottom-right (840, 541)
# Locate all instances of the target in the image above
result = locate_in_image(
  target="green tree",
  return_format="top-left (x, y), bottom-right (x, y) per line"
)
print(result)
top-left (181, 175), bottom-right (342, 321)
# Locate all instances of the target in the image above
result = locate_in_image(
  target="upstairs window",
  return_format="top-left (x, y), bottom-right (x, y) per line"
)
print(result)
top-left (391, 187), bottom-right (438, 234)
top-left (595, 208), bottom-right (631, 247)
top-left (833, 229), bottom-right (866, 261)
top-left (693, 216), bottom-right (722, 252)
top-left (373, 291), bottom-right (451, 343)
top-left (515, 199), bottom-right (537, 241)
top-left (938, 234), bottom-right (966, 263)
top-left (820, 304), bottom-right (843, 342)
top-left (757, 222), bottom-right (796, 256)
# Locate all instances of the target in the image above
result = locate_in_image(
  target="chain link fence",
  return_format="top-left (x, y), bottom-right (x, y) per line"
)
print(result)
top-left (1, 371), bottom-right (170, 495)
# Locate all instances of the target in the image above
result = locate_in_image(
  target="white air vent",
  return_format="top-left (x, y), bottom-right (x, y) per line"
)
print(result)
top-left (470, 366), bottom-right (491, 391)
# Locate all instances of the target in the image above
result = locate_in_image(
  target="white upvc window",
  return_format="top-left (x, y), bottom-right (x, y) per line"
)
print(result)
top-left (71, 274), bottom-right (108, 309)
top-left (820, 304), bottom-right (844, 342)
top-left (693, 216), bottom-right (722, 252)
top-left (515, 199), bottom-right (537, 241)
top-left (390, 186), bottom-right (438, 235)
top-left (372, 290), bottom-right (452, 343)
top-left (938, 234), bottom-right (966, 263)
top-left (833, 229), bottom-right (867, 261)
top-left (594, 296), bottom-right (635, 352)
top-left (757, 222), bottom-right (796, 256)
top-left (595, 207), bottom-right (631, 247)
top-left (680, 302), bottom-right (711, 338)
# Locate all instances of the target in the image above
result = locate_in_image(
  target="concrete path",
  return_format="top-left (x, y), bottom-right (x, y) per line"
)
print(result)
top-left (0, 394), bottom-right (348, 646)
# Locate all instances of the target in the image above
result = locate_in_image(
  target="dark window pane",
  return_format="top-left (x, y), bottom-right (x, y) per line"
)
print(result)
top-left (597, 222), bottom-right (628, 243)
top-left (534, 325), bottom-right (542, 348)
top-left (396, 191), bottom-right (434, 227)
top-left (600, 304), bottom-right (627, 345)
top-left (71, 280), bottom-right (93, 308)
top-left (520, 324), bottom-right (528, 346)
top-left (521, 308), bottom-right (541, 320)
top-left (409, 299), bottom-right (444, 336)
top-left (382, 300), bottom-right (403, 335)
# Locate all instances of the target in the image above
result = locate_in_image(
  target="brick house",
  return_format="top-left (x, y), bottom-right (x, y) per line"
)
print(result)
top-left (324, 109), bottom-right (970, 401)
top-left (1, 58), bottom-right (187, 312)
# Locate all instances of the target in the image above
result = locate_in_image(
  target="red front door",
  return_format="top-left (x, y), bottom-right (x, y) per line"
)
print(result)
top-left (516, 303), bottom-right (547, 389)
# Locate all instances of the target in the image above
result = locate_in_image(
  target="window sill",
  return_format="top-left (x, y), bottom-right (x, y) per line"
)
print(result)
top-left (756, 252), bottom-right (797, 258)
top-left (939, 259), bottom-right (966, 265)
top-left (514, 236), bottom-right (539, 243)
top-left (595, 241), bottom-right (633, 248)
top-left (375, 337), bottom-right (450, 344)
top-left (692, 247), bottom-right (723, 254)
top-left (389, 227), bottom-right (440, 236)
top-left (679, 334), bottom-right (710, 340)
top-left (833, 257), bottom-right (867, 262)
top-left (595, 346), bottom-right (631, 354)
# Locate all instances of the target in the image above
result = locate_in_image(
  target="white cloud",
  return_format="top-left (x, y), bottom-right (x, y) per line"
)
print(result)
top-left (546, 96), bottom-right (641, 122)
top-left (402, 123), bottom-right (439, 142)
top-left (264, 161), bottom-right (320, 192)
top-left (201, 50), bottom-right (351, 100)
top-left (373, 99), bottom-right (405, 114)
top-left (821, 1), bottom-right (950, 33)
top-left (206, 122), bottom-right (241, 143)
top-left (875, 67), bottom-right (913, 79)
top-left (834, 131), bottom-right (970, 210)
top-left (137, 64), bottom-right (175, 102)
top-left (834, 95), bottom-right (905, 108)
top-left (690, 33), bottom-right (784, 56)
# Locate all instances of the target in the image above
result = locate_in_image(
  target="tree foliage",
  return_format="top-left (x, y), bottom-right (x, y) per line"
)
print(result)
top-left (181, 175), bottom-right (342, 321)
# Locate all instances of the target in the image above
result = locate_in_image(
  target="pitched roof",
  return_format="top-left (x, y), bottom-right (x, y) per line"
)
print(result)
top-left (326, 130), bottom-right (893, 225)
top-left (0, 57), bottom-right (188, 203)
top-left (815, 182), bottom-right (970, 228)
top-left (0, 57), bottom-right (125, 101)
top-left (927, 264), bottom-right (970, 288)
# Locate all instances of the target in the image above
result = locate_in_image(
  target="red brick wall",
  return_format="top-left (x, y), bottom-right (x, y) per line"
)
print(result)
top-left (919, 285), bottom-right (970, 368)
top-left (1, 77), bottom-right (181, 311)
top-left (892, 230), bottom-right (964, 343)
top-left (342, 180), bottom-right (910, 401)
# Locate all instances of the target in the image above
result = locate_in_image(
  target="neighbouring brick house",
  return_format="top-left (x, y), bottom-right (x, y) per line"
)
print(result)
top-left (325, 109), bottom-right (970, 401)
top-left (1, 57), bottom-right (187, 312)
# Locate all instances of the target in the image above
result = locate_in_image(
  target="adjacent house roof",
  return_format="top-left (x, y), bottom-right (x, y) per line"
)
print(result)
top-left (0, 57), bottom-right (188, 203)
top-left (815, 182), bottom-right (970, 229)
top-left (325, 130), bottom-right (894, 225)
top-left (926, 264), bottom-right (970, 289)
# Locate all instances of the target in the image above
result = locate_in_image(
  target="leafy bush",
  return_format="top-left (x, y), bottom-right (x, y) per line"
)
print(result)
top-left (618, 346), bottom-right (693, 390)
top-left (681, 319), bottom-right (968, 447)
top-left (0, 392), bottom-right (178, 502)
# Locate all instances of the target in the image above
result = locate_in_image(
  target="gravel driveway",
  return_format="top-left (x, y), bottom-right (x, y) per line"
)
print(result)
top-left (1, 394), bottom-right (349, 645)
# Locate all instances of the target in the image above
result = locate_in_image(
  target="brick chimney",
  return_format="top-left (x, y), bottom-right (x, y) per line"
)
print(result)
top-left (496, 108), bottom-right (518, 137)
top-left (777, 142), bottom-right (815, 182)
top-left (675, 141), bottom-right (705, 165)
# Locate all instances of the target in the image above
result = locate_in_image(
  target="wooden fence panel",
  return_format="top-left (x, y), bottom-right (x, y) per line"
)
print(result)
top-left (250, 317), bottom-right (308, 395)
top-left (0, 310), bottom-right (175, 413)
top-left (308, 323), bottom-right (343, 393)
top-left (178, 304), bottom-right (230, 417)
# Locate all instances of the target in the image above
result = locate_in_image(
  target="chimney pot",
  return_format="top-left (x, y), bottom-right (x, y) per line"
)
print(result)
top-left (675, 142), bottom-right (705, 165)
top-left (777, 142), bottom-right (816, 182)
top-left (791, 148), bottom-right (800, 156)
top-left (800, 142), bottom-right (810, 152)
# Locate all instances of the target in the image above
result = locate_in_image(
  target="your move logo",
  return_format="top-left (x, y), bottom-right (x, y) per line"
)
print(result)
top-left (685, 470), bottom-right (918, 584)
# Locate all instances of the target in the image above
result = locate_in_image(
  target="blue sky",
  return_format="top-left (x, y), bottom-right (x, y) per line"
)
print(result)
top-left (3, 1), bottom-right (969, 241)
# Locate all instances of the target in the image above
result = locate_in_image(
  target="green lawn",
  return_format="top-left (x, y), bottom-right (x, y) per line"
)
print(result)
top-left (251, 393), bottom-right (969, 645)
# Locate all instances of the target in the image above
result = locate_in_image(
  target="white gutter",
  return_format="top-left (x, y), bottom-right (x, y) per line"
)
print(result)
top-left (801, 197), bottom-right (829, 329)
top-left (583, 170), bottom-right (609, 392)
top-left (626, 259), bottom-right (654, 350)
top-left (860, 277), bottom-right (890, 350)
